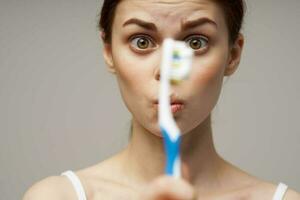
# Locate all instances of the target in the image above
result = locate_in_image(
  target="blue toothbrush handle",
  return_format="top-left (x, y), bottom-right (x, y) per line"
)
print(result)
top-left (161, 127), bottom-right (181, 177)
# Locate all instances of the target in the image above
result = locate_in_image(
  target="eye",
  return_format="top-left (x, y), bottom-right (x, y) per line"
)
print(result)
top-left (130, 35), bottom-right (156, 50)
top-left (185, 35), bottom-right (209, 51)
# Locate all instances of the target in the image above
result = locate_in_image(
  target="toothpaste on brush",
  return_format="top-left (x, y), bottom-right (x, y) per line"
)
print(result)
top-left (159, 38), bottom-right (193, 178)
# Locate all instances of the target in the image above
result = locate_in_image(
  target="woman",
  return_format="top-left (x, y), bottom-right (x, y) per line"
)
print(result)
top-left (23, 0), bottom-right (300, 199)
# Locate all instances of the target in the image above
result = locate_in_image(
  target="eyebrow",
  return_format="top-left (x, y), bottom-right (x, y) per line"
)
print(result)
top-left (182, 17), bottom-right (218, 30)
top-left (122, 17), bottom-right (218, 31)
top-left (123, 18), bottom-right (158, 31)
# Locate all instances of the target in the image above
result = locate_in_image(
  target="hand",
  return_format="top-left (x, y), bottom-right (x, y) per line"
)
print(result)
top-left (139, 175), bottom-right (197, 200)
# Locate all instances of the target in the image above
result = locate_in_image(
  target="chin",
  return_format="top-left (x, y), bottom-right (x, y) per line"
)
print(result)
top-left (144, 123), bottom-right (164, 138)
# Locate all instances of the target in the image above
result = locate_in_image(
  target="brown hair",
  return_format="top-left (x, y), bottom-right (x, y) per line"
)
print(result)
top-left (98, 0), bottom-right (246, 45)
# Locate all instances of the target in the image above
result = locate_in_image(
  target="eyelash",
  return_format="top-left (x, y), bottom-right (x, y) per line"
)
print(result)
top-left (129, 34), bottom-right (210, 53)
top-left (129, 34), bottom-right (156, 53)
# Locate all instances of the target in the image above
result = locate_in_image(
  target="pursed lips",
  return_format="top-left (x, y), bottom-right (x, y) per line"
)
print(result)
top-left (153, 101), bottom-right (185, 113)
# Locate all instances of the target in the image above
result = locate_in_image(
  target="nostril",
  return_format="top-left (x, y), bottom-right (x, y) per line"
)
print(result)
top-left (155, 73), bottom-right (160, 81)
top-left (154, 67), bottom-right (160, 81)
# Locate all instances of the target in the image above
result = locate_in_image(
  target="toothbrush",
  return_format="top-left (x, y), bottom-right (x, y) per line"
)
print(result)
top-left (159, 38), bottom-right (193, 178)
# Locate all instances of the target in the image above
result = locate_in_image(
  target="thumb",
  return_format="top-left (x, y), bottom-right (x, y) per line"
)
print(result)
top-left (141, 175), bottom-right (196, 200)
top-left (182, 161), bottom-right (198, 199)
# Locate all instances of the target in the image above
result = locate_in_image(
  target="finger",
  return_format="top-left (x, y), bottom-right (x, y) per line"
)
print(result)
top-left (181, 166), bottom-right (199, 200)
top-left (142, 175), bottom-right (195, 200)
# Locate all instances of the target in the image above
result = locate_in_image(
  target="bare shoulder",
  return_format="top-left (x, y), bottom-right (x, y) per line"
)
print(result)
top-left (22, 175), bottom-right (76, 200)
top-left (22, 151), bottom-right (125, 200)
top-left (285, 187), bottom-right (300, 200)
top-left (256, 181), bottom-right (300, 200)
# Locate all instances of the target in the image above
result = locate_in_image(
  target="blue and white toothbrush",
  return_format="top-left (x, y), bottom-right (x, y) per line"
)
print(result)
top-left (159, 38), bottom-right (193, 178)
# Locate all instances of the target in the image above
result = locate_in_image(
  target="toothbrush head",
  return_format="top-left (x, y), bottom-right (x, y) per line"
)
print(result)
top-left (169, 40), bottom-right (193, 84)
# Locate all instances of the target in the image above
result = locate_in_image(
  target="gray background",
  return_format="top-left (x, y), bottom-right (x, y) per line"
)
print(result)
top-left (0, 0), bottom-right (299, 199)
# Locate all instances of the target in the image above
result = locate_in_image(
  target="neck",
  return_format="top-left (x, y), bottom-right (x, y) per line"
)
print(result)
top-left (121, 114), bottom-right (227, 188)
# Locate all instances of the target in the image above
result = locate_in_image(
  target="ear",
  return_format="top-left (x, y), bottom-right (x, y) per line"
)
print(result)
top-left (100, 31), bottom-right (116, 74)
top-left (224, 33), bottom-right (244, 76)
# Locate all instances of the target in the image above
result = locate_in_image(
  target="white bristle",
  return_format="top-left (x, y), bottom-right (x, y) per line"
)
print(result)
top-left (169, 41), bottom-right (193, 82)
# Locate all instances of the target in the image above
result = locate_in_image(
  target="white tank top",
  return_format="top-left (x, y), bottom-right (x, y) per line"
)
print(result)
top-left (61, 170), bottom-right (289, 200)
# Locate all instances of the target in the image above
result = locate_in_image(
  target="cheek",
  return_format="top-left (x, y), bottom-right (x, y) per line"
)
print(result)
top-left (186, 51), bottom-right (228, 116)
top-left (191, 47), bottom-right (228, 88)
top-left (111, 42), bottom-right (160, 110)
top-left (177, 52), bottom-right (228, 134)
top-left (112, 41), bottom-right (159, 86)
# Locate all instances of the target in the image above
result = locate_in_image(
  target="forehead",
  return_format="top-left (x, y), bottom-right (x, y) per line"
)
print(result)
top-left (114, 0), bottom-right (225, 29)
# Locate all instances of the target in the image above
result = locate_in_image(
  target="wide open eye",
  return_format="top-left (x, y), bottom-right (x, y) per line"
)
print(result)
top-left (130, 35), bottom-right (156, 50)
top-left (185, 35), bottom-right (209, 51)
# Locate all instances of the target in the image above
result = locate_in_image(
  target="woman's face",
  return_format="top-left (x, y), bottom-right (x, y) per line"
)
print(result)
top-left (103, 0), bottom-right (242, 137)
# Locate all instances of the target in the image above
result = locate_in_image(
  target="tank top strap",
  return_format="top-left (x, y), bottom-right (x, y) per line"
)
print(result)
top-left (272, 182), bottom-right (288, 200)
top-left (61, 170), bottom-right (87, 200)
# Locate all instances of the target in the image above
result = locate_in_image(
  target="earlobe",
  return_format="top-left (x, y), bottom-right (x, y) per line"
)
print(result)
top-left (224, 33), bottom-right (244, 76)
top-left (100, 31), bottom-right (116, 74)
top-left (102, 40), bottom-right (116, 74)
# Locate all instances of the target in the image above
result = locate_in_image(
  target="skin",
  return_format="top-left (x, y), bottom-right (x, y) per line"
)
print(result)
top-left (102, 0), bottom-right (250, 193)
top-left (23, 0), bottom-right (300, 200)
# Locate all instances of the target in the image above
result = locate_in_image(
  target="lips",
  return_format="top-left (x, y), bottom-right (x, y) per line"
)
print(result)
top-left (153, 93), bottom-right (185, 114)
top-left (170, 103), bottom-right (184, 113)
top-left (153, 102), bottom-right (184, 114)
top-left (153, 95), bottom-right (184, 105)
top-left (153, 98), bottom-right (185, 113)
